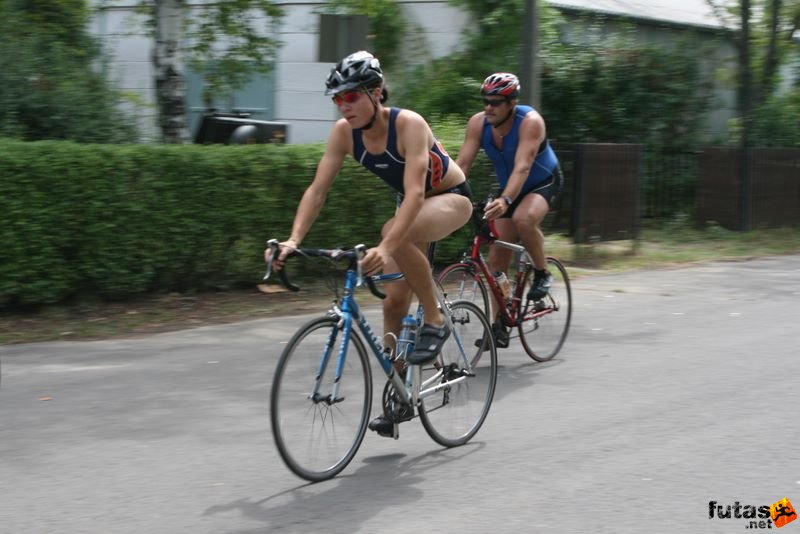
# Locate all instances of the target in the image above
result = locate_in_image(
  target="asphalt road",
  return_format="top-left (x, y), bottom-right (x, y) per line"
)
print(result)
top-left (2, 255), bottom-right (799, 534)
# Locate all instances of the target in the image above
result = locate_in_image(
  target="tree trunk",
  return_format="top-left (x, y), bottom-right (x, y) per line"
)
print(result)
top-left (759, 0), bottom-right (782, 105)
top-left (738, 0), bottom-right (752, 231)
top-left (153, 0), bottom-right (189, 143)
top-left (520, 0), bottom-right (540, 109)
top-left (738, 0), bottom-right (752, 146)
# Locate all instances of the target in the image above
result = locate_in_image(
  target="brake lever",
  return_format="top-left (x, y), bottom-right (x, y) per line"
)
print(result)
top-left (354, 244), bottom-right (366, 286)
top-left (481, 195), bottom-right (495, 220)
top-left (263, 239), bottom-right (280, 281)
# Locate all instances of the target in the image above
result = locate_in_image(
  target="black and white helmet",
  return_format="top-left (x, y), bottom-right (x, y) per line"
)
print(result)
top-left (325, 51), bottom-right (384, 96)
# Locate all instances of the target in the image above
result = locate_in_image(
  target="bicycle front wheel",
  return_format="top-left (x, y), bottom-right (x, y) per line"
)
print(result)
top-left (518, 257), bottom-right (573, 362)
top-left (270, 315), bottom-right (372, 482)
top-left (418, 300), bottom-right (497, 447)
top-left (436, 262), bottom-right (491, 318)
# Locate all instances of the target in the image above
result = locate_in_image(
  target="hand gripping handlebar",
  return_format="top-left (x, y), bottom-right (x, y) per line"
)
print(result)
top-left (263, 239), bottom-right (387, 299)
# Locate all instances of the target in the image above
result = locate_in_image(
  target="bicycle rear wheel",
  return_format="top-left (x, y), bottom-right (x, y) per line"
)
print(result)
top-left (270, 315), bottom-right (372, 482)
top-left (436, 262), bottom-right (491, 318)
top-left (418, 300), bottom-right (497, 447)
top-left (518, 257), bottom-right (572, 362)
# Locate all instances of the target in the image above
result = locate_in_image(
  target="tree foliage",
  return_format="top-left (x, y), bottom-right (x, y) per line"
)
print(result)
top-left (706, 0), bottom-right (800, 145)
top-left (393, 0), bottom-right (541, 120)
top-left (136, 0), bottom-right (284, 141)
top-left (740, 91), bottom-right (800, 145)
top-left (707, 0), bottom-right (799, 104)
top-left (542, 40), bottom-right (715, 151)
top-left (446, 0), bottom-right (528, 75)
top-left (0, 0), bottom-right (139, 143)
top-left (394, 2), bottom-right (715, 152)
top-left (184, 0), bottom-right (284, 106)
top-left (11, 0), bottom-right (93, 55)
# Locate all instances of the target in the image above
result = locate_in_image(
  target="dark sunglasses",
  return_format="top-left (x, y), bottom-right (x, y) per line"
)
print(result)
top-left (332, 90), bottom-right (362, 105)
top-left (483, 97), bottom-right (508, 107)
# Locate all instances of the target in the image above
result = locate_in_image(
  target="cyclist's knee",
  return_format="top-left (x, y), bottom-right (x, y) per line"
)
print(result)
top-left (382, 286), bottom-right (412, 320)
top-left (513, 195), bottom-right (548, 224)
top-left (512, 208), bottom-right (546, 233)
top-left (515, 220), bottom-right (543, 237)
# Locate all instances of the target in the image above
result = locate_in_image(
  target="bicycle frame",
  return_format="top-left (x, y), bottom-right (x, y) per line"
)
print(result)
top-left (463, 223), bottom-right (557, 327)
top-left (317, 268), bottom-right (473, 410)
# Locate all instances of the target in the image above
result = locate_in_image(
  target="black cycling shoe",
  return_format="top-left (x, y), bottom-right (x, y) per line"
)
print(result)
top-left (474, 321), bottom-right (510, 349)
top-left (492, 322), bottom-right (510, 349)
top-left (474, 335), bottom-right (489, 349)
top-left (368, 415), bottom-right (396, 437)
top-left (407, 322), bottom-right (451, 364)
top-left (528, 269), bottom-right (553, 301)
top-left (368, 406), bottom-right (413, 438)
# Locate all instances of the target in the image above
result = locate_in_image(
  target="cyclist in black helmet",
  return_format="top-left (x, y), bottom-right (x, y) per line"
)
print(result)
top-left (456, 72), bottom-right (563, 348)
top-left (266, 51), bottom-right (473, 437)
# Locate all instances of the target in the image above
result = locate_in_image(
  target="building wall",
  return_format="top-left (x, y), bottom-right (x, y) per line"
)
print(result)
top-left (91, 0), bottom-right (780, 145)
top-left (270, 3), bottom-right (337, 145)
top-left (88, 0), bottom-right (471, 144)
top-left (91, 3), bottom-right (158, 141)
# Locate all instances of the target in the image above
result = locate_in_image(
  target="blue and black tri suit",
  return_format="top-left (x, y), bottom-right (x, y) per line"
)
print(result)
top-left (352, 107), bottom-right (472, 201)
top-left (481, 104), bottom-right (562, 211)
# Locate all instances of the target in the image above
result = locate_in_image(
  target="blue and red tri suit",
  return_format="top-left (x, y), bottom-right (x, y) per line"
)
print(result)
top-left (351, 107), bottom-right (451, 194)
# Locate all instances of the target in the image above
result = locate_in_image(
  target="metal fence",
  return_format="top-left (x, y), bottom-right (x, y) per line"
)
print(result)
top-left (697, 147), bottom-right (800, 230)
top-left (641, 149), bottom-right (699, 220)
top-left (546, 144), bottom-right (799, 240)
top-left (550, 142), bottom-right (641, 243)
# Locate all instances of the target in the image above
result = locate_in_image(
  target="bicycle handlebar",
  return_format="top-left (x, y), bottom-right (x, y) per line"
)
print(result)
top-left (263, 239), bottom-right (387, 299)
top-left (471, 195), bottom-right (499, 239)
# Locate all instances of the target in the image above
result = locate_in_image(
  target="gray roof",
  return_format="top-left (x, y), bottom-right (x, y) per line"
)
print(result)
top-left (547, 0), bottom-right (732, 30)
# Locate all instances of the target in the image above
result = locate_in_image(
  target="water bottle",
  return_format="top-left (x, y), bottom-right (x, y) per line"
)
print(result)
top-left (396, 314), bottom-right (417, 360)
top-left (495, 271), bottom-right (511, 302)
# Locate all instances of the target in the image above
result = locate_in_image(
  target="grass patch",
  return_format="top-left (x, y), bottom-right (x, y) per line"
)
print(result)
top-left (546, 224), bottom-right (800, 275)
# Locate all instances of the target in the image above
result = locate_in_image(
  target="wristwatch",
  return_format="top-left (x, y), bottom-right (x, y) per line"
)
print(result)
top-left (501, 195), bottom-right (514, 207)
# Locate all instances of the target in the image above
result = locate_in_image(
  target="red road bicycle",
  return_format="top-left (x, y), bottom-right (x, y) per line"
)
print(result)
top-left (436, 200), bottom-right (572, 362)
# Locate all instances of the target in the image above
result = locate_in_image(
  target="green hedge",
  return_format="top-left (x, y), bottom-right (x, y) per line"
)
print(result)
top-left (0, 137), bottom-right (493, 309)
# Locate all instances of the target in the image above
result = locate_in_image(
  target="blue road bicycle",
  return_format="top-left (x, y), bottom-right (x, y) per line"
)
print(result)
top-left (265, 240), bottom-right (497, 482)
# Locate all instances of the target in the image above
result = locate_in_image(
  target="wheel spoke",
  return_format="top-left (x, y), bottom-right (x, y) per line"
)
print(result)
top-left (436, 263), bottom-right (491, 319)
top-left (271, 317), bottom-right (372, 481)
top-left (418, 301), bottom-right (497, 447)
top-left (518, 257), bottom-right (572, 362)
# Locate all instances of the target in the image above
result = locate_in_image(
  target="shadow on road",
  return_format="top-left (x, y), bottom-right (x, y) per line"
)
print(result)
top-left (205, 442), bottom-right (486, 533)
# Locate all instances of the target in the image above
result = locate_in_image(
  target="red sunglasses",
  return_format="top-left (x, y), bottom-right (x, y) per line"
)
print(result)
top-left (332, 90), bottom-right (362, 105)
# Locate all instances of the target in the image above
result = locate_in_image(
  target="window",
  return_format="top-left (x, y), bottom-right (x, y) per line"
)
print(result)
top-left (318, 14), bottom-right (370, 62)
top-left (184, 67), bottom-right (276, 138)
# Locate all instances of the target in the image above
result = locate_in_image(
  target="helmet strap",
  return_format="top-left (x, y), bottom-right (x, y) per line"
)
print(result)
top-left (492, 102), bottom-right (514, 130)
top-left (361, 87), bottom-right (380, 130)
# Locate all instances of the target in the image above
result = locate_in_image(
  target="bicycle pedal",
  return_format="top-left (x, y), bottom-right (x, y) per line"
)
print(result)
top-left (445, 366), bottom-right (475, 380)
